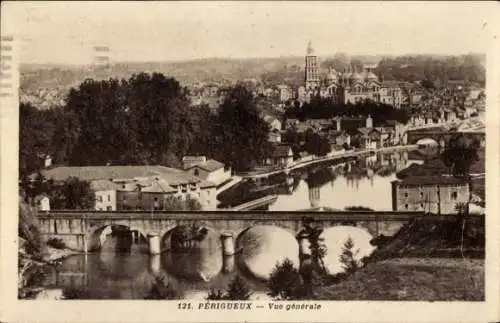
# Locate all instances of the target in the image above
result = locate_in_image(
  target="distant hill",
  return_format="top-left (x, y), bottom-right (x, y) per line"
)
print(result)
top-left (20, 53), bottom-right (485, 93)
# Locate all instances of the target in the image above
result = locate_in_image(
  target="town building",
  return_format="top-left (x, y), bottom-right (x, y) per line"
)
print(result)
top-left (327, 130), bottom-right (351, 151)
top-left (34, 194), bottom-right (51, 212)
top-left (39, 165), bottom-right (217, 211)
top-left (276, 84), bottom-right (293, 103)
top-left (391, 176), bottom-right (469, 214)
top-left (182, 156), bottom-right (232, 187)
top-left (264, 144), bottom-right (294, 167)
top-left (390, 155), bottom-right (485, 214)
top-left (302, 42), bottom-right (404, 108)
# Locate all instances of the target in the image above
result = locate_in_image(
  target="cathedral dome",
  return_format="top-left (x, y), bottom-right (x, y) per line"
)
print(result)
top-left (326, 69), bottom-right (338, 82)
top-left (351, 72), bottom-right (363, 82)
top-left (366, 71), bottom-right (378, 81)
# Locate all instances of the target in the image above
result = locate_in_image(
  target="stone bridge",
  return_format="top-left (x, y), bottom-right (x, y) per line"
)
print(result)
top-left (406, 130), bottom-right (485, 148)
top-left (37, 210), bottom-right (459, 256)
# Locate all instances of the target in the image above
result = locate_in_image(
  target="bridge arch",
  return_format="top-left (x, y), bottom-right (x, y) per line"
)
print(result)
top-left (88, 224), bottom-right (148, 252)
top-left (159, 223), bottom-right (220, 252)
top-left (416, 138), bottom-right (439, 147)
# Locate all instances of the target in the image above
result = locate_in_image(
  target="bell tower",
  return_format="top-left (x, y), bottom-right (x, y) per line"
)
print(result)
top-left (305, 41), bottom-right (320, 91)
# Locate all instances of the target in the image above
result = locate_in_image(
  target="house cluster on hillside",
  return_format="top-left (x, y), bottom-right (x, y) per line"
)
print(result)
top-left (408, 85), bottom-right (485, 125)
top-left (33, 156), bottom-right (233, 212)
top-left (284, 115), bottom-right (407, 151)
top-left (20, 87), bottom-right (67, 109)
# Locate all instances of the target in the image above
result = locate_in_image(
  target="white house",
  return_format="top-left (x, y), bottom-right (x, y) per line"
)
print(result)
top-left (35, 194), bottom-right (50, 211)
top-left (182, 156), bottom-right (231, 187)
top-left (92, 180), bottom-right (118, 211)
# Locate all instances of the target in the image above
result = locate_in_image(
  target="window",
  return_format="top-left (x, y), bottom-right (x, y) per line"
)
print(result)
top-left (404, 204), bottom-right (409, 210)
top-left (420, 192), bottom-right (424, 197)
top-left (122, 196), bottom-right (127, 201)
top-left (98, 196), bottom-right (103, 202)
top-left (106, 206), bottom-right (112, 211)
top-left (404, 192), bottom-right (408, 198)
top-left (451, 191), bottom-right (458, 200)
top-left (154, 197), bottom-right (158, 202)
top-left (194, 169), bottom-right (199, 177)
top-left (122, 184), bottom-right (126, 189)
top-left (420, 203), bottom-right (424, 208)
top-left (107, 194), bottom-right (111, 202)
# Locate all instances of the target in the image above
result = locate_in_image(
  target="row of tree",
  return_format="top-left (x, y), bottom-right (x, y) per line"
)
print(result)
top-left (20, 73), bottom-right (274, 178)
top-left (320, 53), bottom-right (485, 85)
top-left (284, 97), bottom-right (410, 124)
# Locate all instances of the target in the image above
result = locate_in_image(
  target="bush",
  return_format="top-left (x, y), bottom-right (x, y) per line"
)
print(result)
top-left (47, 238), bottom-right (66, 249)
top-left (144, 275), bottom-right (183, 300)
top-left (206, 275), bottom-right (253, 300)
top-left (207, 289), bottom-right (226, 300)
top-left (225, 275), bottom-right (252, 300)
top-left (267, 258), bottom-right (304, 300)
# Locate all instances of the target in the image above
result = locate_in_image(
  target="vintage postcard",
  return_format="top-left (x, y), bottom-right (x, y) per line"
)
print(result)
top-left (1, 1), bottom-right (499, 322)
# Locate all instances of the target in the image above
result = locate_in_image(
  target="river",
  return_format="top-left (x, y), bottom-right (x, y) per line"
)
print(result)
top-left (43, 148), bottom-right (434, 300)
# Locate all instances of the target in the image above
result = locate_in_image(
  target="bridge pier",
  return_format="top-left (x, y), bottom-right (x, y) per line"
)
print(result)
top-left (149, 254), bottom-right (161, 276)
top-left (222, 255), bottom-right (235, 273)
top-left (297, 232), bottom-right (311, 259)
top-left (82, 234), bottom-right (88, 253)
top-left (221, 232), bottom-right (235, 256)
top-left (148, 234), bottom-right (161, 255)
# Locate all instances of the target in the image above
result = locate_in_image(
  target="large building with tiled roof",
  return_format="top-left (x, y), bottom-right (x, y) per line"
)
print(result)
top-left (302, 43), bottom-right (404, 108)
top-left (391, 153), bottom-right (485, 214)
top-left (39, 165), bottom-right (217, 211)
top-left (182, 156), bottom-right (232, 187)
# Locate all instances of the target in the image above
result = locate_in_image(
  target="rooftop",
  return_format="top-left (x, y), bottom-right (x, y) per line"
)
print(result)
top-left (272, 145), bottom-right (293, 158)
top-left (397, 150), bottom-right (485, 179)
top-left (184, 159), bottom-right (225, 172)
top-left (393, 175), bottom-right (467, 186)
top-left (40, 165), bottom-right (216, 188)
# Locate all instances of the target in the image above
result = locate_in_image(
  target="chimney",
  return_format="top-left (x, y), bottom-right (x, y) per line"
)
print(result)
top-left (44, 155), bottom-right (52, 168)
top-left (366, 115), bottom-right (373, 129)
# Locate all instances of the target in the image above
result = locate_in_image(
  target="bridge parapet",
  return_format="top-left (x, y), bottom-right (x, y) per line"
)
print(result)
top-left (38, 210), bottom-right (475, 254)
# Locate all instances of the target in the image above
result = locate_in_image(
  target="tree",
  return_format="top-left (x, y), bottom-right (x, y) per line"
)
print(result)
top-left (19, 103), bottom-right (59, 177)
top-left (339, 236), bottom-right (360, 275)
top-left (304, 130), bottom-right (331, 157)
top-left (48, 177), bottom-right (95, 209)
top-left (267, 258), bottom-right (304, 300)
top-left (215, 85), bottom-right (273, 171)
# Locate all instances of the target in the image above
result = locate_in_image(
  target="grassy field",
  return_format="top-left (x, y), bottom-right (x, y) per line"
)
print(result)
top-left (315, 257), bottom-right (484, 301)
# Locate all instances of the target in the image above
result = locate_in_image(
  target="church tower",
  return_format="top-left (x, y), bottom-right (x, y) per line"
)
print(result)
top-left (305, 41), bottom-right (320, 91)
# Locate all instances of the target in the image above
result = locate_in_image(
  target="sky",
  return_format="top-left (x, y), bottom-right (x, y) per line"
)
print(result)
top-left (1, 1), bottom-right (497, 65)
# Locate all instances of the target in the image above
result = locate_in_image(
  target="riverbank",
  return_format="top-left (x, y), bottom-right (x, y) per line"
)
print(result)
top-left (240, 144), bottom-right (418, 178)
top-left (19, 239), bottom-right (81, 299)
top-left (315, 257), bottom-right (484, 301)
top-left (314, 216), bottom-right (485, 301)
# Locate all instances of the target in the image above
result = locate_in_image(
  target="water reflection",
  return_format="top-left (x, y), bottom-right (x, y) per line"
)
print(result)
top-left (270, 150), bottom-right (423, 211)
